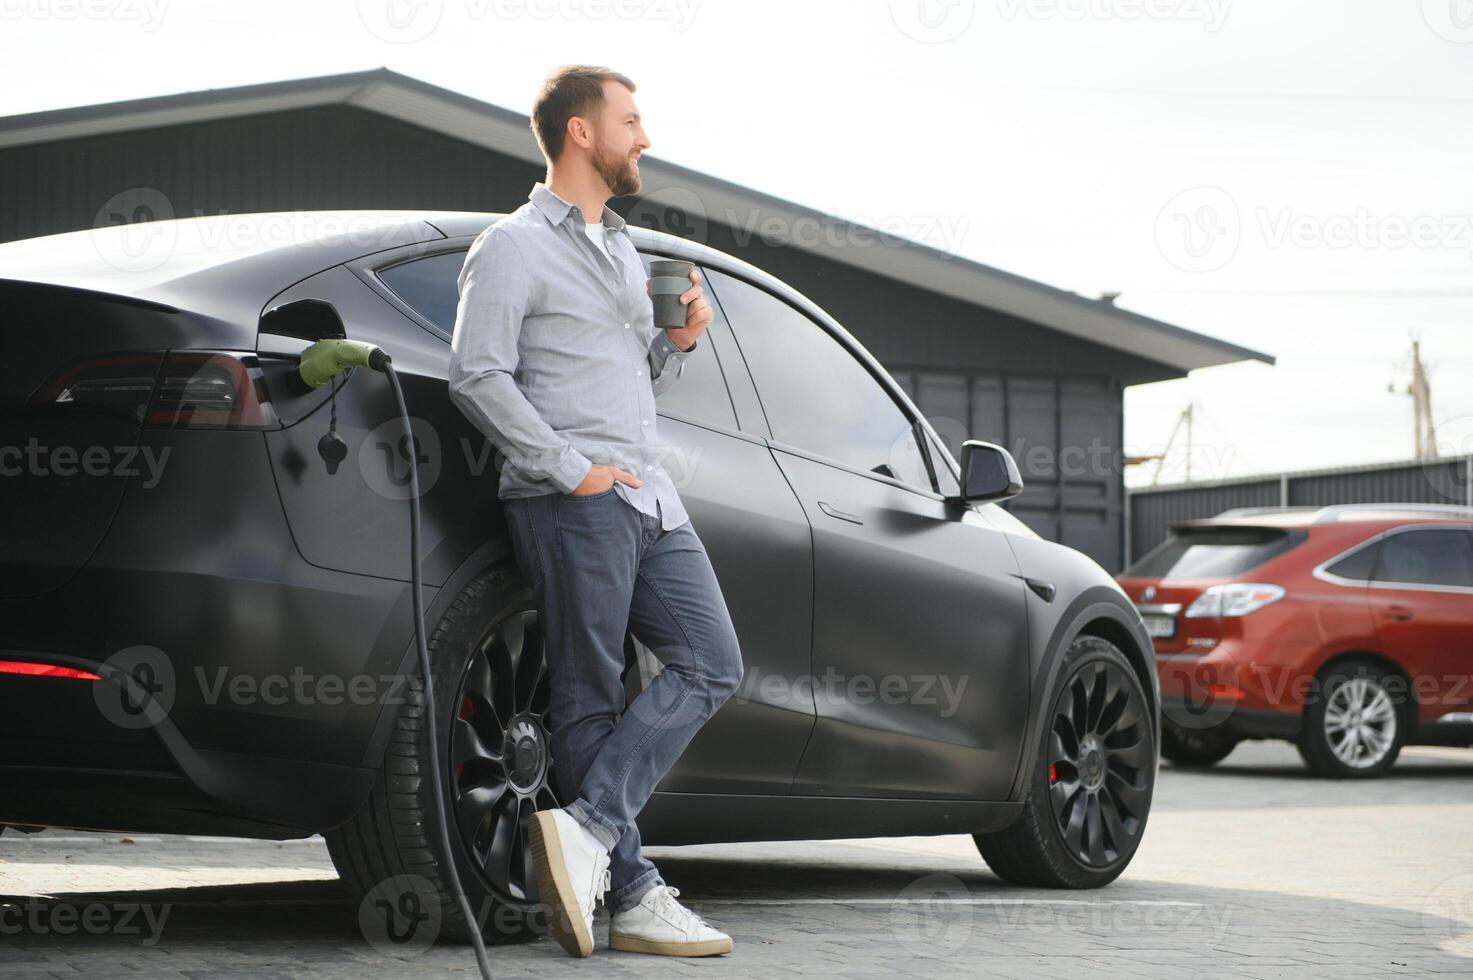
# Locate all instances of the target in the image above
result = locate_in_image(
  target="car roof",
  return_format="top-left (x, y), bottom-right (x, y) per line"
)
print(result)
top-left (0, 209), bottom-right (939, 446)
top-left (0, 207), bottom-right (822, 332)
top-left (0, 210), bottom-right (446, 326)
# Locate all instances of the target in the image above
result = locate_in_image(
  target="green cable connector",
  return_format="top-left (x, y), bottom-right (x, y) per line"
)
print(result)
top-left (297, 338), bottom-right (386, 387)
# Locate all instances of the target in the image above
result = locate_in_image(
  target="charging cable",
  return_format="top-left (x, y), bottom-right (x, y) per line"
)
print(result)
top-left (297, 338), bottom-right (494, 980)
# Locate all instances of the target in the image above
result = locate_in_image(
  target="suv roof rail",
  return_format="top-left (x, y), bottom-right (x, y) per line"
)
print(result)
top-left (1307, 503), bottom-right (1473, 523)
top-left (1212, 506), bottom-right (1318, 519)
top-left (1212, 503), bottom-right (1473, 523)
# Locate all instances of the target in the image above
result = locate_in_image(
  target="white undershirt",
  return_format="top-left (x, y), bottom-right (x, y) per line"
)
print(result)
top-left (583, 220), bottom-right (611, 261)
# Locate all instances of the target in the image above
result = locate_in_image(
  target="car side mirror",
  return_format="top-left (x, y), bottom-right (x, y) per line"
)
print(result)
top-left (958, 440), bottom-right (1024, 503)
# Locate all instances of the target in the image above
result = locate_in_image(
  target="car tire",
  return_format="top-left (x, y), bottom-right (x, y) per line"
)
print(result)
top-left (1160, 724), bottom-right (1239, 768)
top-left (327, 563), bottom-right (558, 945)
top-left (1296, 660), bottom-right (1407, 779)
top-left (974, 635), bottom-right (1156, 889)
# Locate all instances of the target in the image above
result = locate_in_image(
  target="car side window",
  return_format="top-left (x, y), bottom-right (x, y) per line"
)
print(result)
top-left (377, 249), bottom-right (468, 337)
top-left (705, 267), bottom-right (929, 490)
top-left (377, 248), bottom-right (738, 430)
top-left (1371, 528), bottom-right (1473, 588)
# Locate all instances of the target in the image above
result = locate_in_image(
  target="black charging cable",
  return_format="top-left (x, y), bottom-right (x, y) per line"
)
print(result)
top-left (381, 357), bottom-right (495, 980)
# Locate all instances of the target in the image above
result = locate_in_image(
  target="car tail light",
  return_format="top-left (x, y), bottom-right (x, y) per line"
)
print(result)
top-left (29, 351), bottom-right (164, 424)
top-left (0, 660), bottom-right (100, 681)
top-left (1184, 583), bottom-right (1285, 618)
top-left (32, 351), bottom-right (277, 429)
top-left (146, 351), bottom-right (277, 429)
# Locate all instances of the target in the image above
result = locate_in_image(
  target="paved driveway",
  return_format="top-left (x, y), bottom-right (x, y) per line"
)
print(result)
top-left (3, 741), bottom-right (1472, 978)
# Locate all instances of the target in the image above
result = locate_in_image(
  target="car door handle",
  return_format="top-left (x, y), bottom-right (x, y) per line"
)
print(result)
top-left (1385, 604), bottom-right (1414, 622)
top-left (817, 500), bottom-right (864, 525)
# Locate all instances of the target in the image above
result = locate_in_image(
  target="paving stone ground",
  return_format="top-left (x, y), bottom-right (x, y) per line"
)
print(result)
top-left (3, 741), bottom-right (1472, 978)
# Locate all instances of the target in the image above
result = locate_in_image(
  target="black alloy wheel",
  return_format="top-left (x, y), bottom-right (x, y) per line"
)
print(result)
top-left (1045, 657), bottom-right (1154, 867)
top-left (450, 607), bottom-right (560, 907)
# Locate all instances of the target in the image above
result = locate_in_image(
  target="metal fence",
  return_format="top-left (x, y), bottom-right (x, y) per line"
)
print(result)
top-left (1126, 455), bottom-right (1473, 566)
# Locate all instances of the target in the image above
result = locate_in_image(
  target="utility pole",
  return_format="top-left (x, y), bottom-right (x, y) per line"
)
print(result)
top-left (1389, 335), bottom-right (1438, 460)
top-left (1125, 403), bottom-right (1196, 486)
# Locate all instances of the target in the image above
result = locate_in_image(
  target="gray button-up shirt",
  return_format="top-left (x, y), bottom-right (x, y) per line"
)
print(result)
top-left (447, 181), bottom-right (698, 531)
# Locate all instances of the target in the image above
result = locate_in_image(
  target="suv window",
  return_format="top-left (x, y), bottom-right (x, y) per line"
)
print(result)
top-left (1371, 527), bottom-right (1473, 588)
top-left (1323, 541), bottom-right (1379, 582)
top-left (706, 267), bottom-right (928, 490)
top-left (1126, 526), bottom-right (1303, 580)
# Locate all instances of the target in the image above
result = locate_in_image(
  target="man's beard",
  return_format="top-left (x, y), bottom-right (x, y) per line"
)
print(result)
top-left (592, 137), bottom-right (640, 197)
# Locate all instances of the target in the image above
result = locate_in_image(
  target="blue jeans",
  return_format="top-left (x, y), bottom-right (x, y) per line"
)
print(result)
top-left (501, 489), bottom-right (744, 911)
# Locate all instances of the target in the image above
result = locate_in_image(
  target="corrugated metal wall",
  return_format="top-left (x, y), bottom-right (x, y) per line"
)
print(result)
top-left (0, 105), bottom-right (546, 242)
top-left (893, 370), bottom-right (1124, 572)
top-left (1127, 457), bottom-right (1473, 564)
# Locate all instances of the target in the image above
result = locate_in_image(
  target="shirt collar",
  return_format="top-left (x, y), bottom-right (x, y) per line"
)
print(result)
top-left (530, 181), bottom-right (627, 233)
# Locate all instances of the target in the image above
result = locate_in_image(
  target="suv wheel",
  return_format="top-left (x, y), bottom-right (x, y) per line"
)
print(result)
top-left (1297, 660), bottom-right (1406, 778)
top-left (974, 635), bottom-right (1156, 888)
top-left (327, 564), bottom-right (558, 944)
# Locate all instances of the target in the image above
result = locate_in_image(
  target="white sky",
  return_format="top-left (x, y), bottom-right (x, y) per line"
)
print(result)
top-left (4, 0), bottom-right (1471, 486)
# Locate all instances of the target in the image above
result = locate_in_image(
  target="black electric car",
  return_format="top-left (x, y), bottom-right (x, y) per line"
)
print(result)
top-left (0, 211), bottom-right (1159, 942)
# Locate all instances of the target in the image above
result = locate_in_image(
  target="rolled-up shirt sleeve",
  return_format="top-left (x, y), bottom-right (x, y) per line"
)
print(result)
top-left (648, 329), bottom-right (696, 398)
top-left (448, 228), bottom-right (593, 494)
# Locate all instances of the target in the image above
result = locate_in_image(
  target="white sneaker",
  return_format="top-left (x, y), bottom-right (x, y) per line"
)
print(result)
top-left (609, 884), bottom-right (732, 956)
top-left (528, 807), bottom-right (611, 957)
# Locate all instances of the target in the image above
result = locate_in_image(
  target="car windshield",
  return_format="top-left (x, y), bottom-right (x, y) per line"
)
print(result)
top-left (1125, 526), bottom-right (1301, 580)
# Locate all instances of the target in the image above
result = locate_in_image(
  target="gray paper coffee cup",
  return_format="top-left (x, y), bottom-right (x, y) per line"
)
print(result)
top-left (649, 259), bottom-right (694, 330)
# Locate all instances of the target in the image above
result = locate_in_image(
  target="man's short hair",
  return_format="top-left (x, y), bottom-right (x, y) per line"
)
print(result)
top-left (531, 65), bottom-right (637, 164)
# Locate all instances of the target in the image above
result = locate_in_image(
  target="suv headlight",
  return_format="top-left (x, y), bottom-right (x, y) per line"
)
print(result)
top-left (1184, 583), bottom-right (1285, 618)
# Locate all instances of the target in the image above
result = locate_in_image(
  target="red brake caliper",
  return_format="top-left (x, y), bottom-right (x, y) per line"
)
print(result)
top-left (456, 696), bottom-right (475, 782)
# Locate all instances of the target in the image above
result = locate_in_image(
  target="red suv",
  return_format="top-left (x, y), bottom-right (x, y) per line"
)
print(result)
top-left (1118, 504), bottom-right (1473, 777)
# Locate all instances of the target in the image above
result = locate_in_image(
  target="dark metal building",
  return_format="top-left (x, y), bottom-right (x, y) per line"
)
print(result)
top-left (0, 68), bottom-right (1273, 572)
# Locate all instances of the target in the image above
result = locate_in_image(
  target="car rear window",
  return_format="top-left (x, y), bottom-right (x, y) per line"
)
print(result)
top-left (1126, 526), bottom-right (1303, 580)
top-left (376, 249), bottom-right (469, 336)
